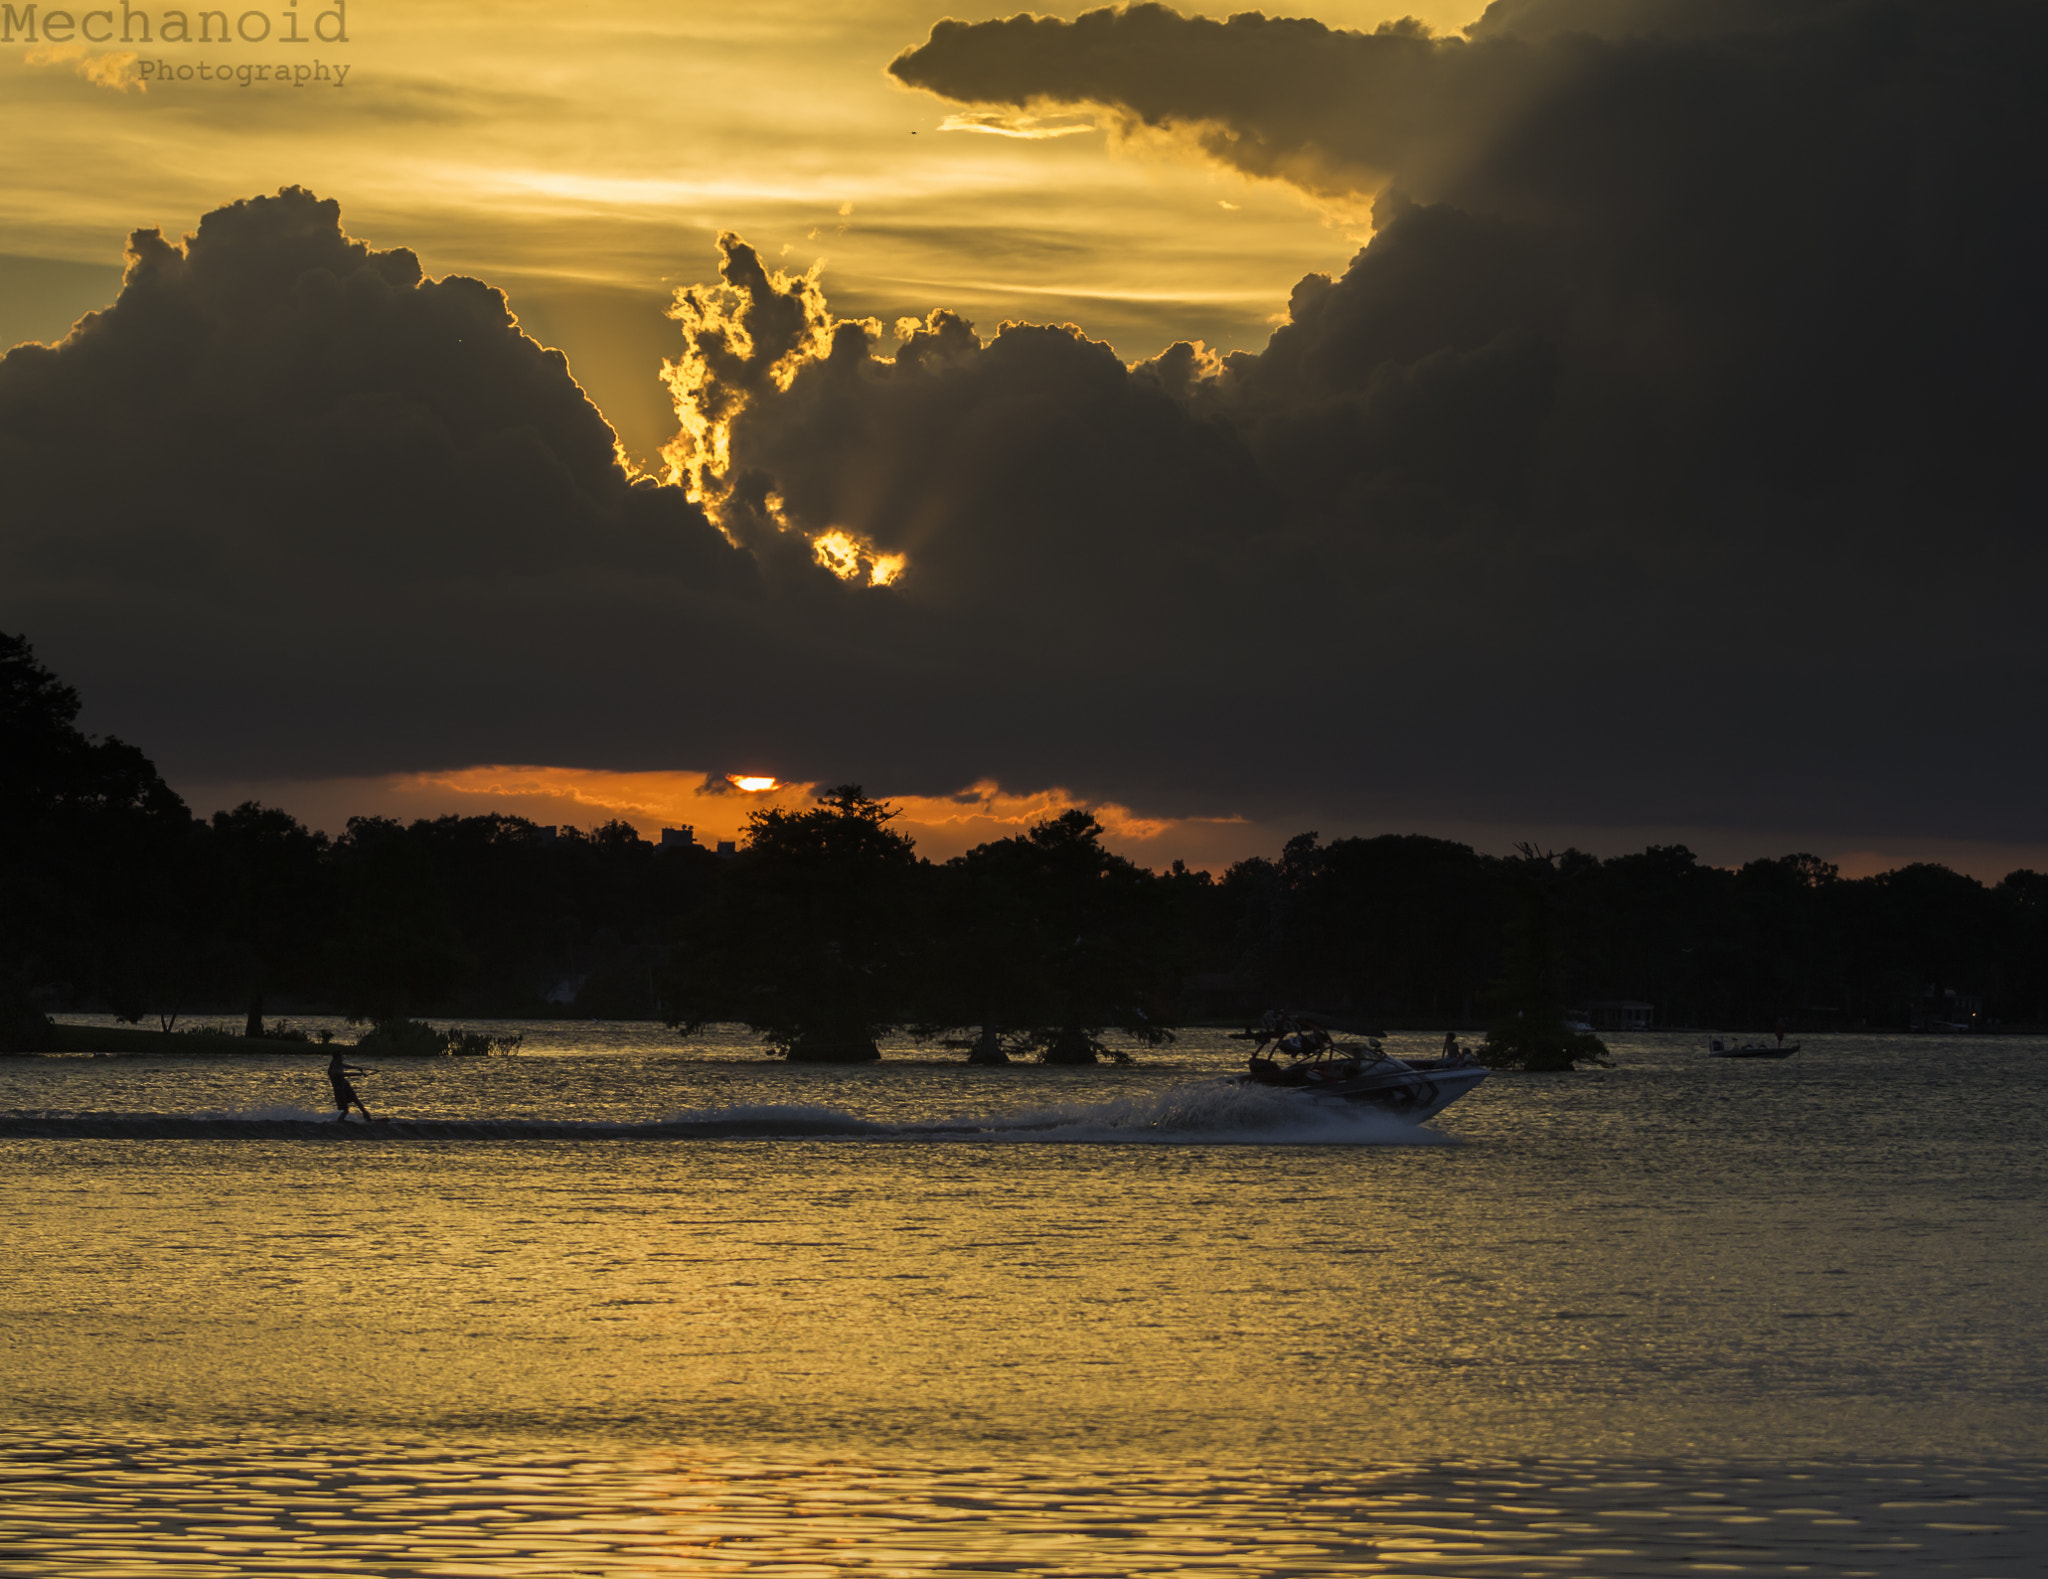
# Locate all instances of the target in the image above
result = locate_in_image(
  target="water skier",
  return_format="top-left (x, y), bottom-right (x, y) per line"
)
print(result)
top-left (327, 1047), bottom-right (373, 1122)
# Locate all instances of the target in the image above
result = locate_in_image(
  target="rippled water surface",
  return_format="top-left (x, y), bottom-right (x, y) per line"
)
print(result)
top-left (4, 1025), bottom-right (2044, 1574)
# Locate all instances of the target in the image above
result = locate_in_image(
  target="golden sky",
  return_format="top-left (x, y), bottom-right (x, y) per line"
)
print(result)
top-left (2, 0), bottom-right (1482, 462)
top-left (9, 0), bottom-right (2038, 880)
top-left (0, 0), bottom-right (1467, 867)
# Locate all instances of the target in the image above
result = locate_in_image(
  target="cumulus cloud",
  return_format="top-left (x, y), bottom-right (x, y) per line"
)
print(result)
top-left (5, 0), bottom-right (2047, 847)
top-left (895, 0), bottom-right (2048, 832)
top-left (0, 189), bottom-right (934, 784)
top-left (1, 187), bottom-right (735, 590)
top-left (890, 1), bottom-right (2043, 514)
top-left (635, 0), bottom-right (2048, 832)
top-left (675, 238), bottom-right (1271, 618)
top-left (893, 5), bottom-right (1495, 207)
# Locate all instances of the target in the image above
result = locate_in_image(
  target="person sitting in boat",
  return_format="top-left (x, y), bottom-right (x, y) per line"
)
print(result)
top-left (1277, 1022), bottom-right (1331, 1058)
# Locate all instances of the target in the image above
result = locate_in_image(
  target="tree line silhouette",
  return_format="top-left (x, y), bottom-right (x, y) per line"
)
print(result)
top-left (5, 632), bottom-right (2044, 1058)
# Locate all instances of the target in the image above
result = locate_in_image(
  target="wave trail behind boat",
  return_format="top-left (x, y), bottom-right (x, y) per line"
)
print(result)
top-left (0, 1081), bottom-right (1455, 1146)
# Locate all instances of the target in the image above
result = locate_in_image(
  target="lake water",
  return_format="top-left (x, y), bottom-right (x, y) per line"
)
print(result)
top-left (4, 1024), bottom-right (2044, 1575)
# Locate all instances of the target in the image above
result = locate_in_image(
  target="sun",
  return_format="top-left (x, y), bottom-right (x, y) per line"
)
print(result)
top-left (728, 775), bottom-right (780, 792)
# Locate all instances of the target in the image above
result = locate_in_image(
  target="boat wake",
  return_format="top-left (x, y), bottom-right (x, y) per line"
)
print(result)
top-left (901, 1081), bottom-right (1451, 1145)
top-left (0, 1081), bottom-right (1453, 1146)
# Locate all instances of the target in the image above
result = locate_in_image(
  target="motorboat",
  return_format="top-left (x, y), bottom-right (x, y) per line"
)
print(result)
top-left (1231, 1015), bottom-right (1486, 1122)
top-left (1707, 1036), bottom-right (1798, 1058)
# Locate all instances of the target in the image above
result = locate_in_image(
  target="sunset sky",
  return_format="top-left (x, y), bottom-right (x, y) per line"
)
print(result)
top-left (2, 0), bottom-right (1477, 459)
top-left (2, 0), bottom-right (2041, 875)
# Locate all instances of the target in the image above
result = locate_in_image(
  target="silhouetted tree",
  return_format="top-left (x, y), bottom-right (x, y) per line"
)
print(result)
top-left (204, 801), bottom-right (334, 1035)
top-left (920, 810), bottom-right (1175, 1064)
top-left (1729, 853), bottom-right (1843, 1024)
top-left (665, 786), bottom-right (919, 1060)
top-left (1483, 846), bottom-right (1610, 1070)
top-left (1997, 871), bottom-right (2048, 1023)
top-left (328, 817), bottom-right (474, 1022)
top-left (0, 631), bottom-right (190, 1047)
top-left (12, 636), bottom-right (2048, 1041)
top-left (1305, 835), bottom-right (1500, 1020)
top-left (1840, 863), bottom-right (2004, 1027)
top-left (1221, 830), bottom-right (1328, 1008)
top-left (1563, 844), bottom-right (1732, 1028)
top-left (914, 835), bottom-right (1043, 1063)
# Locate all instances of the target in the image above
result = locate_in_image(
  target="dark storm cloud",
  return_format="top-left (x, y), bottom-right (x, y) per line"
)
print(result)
top-left (679, 241), bottom-right (1269, 612)
top-left (896, 0), bottom-right (2041, 833)
top-left (890, 0), bottom-right (2043, 514)
top-left (893, 4), bottom-right (1514, 203)
top-left (0, 189), bottom-right (952, 783)
top-left (6, 0), bottom-right (2047, 844)
top-left (0, 187), bottom-right (734, 591)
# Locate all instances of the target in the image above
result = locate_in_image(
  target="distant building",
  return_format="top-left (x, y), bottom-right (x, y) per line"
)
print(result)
top-left (659, 826), bottom-right (697, 848)
top-left (716, 840), bottom-right (737, 857)
top-left (533, 825), bottom-right (559, 843)
top-left (1588, 999), bottom-right (1655, 1031)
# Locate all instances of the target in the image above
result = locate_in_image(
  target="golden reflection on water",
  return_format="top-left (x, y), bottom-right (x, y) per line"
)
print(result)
top-left (4, 1030), bottom-right (2048, 1572)
top-left (2, 1427), bottom-right (2045, 1577)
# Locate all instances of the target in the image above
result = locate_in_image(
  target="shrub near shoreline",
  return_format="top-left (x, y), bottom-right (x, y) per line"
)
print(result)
top-left (353, 1019), bottom-right (523, 1057)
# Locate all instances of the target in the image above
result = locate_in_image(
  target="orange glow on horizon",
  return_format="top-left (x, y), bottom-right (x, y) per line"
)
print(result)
top-left (379, 765), bottom-right (1249, 866)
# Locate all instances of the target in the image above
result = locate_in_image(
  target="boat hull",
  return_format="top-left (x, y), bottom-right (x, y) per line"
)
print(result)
top-left (1239, 1060), bottom-right (1487, 1123)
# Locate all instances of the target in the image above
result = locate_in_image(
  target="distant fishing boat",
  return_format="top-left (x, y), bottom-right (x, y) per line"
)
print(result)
top-left (1708, 1036), bottom-right (1798, 1059)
